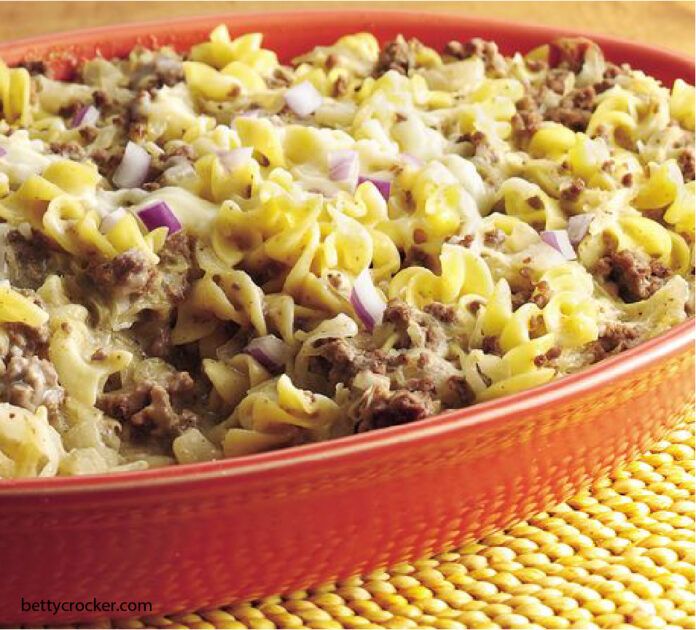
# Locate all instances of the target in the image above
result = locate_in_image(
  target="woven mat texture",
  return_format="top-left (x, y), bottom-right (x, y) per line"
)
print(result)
top-left (68, 413), bottom-right (694, 630)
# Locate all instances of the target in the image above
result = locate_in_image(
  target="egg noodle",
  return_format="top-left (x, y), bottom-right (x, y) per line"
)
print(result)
top-left (0, 28), bottom-right (692, 477)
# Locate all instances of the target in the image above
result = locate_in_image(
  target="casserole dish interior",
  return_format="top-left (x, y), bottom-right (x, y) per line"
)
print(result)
top-left (0, 11), bottom-right (693, 624)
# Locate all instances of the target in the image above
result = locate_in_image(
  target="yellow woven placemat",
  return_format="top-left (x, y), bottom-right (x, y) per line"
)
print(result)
top-left (80, 412), bottom-right (694, 630)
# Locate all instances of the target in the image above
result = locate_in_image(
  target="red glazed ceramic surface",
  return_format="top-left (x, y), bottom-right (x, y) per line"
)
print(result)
top-left (0, 11), bottom-right (693, 624)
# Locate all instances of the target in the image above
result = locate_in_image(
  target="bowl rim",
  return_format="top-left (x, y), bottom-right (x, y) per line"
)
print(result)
top-left (0, 10), bottom-right (693, 495)
top-left (1, 8), bottom-right (694, 67)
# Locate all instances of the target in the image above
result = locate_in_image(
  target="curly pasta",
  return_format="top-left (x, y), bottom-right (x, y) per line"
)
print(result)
top-left (0, 27), bottom-right (691, 477)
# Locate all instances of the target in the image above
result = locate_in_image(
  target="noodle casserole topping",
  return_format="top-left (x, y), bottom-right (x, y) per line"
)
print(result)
top-left (0, 27), bottom-right (692, 476)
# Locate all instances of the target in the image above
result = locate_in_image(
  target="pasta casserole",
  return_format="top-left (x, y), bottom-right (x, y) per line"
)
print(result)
top-left (0, 27), bottom-right (692, 477)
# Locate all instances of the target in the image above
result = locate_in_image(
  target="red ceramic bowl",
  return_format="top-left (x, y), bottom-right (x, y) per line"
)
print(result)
top-left (0, 11), bottom-right (694, 625)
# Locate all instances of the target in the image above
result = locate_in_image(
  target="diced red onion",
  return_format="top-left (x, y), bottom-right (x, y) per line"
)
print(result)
top-left (540, 229), bottom-right (576, 260)
top-left (217, 147), bottom-right (253, 172)
top-left (99, 207), bottom-right (128, 234)
top-left (137, 200), bottom-right (182, 234)
top-left (350, 268), bottom-right (386, 332)
top-left (0, 147), bottom-right (6, 158)
top-left (243, 335), bottom-right (290, 372)
top-left (357, 175), bottom-right (391, 201)
top-left (566, 214), bottom-right (594, 246)
top-left (399, 153), bottom-right (423, 168)
top-left (112, 141), bottom-right (151, 189)
top-left (71, 104), bottom-right (99, 129)
top-left (284, 81), bottom-right (323, 117)
top-left (328, 149), bottom-right (359, 183)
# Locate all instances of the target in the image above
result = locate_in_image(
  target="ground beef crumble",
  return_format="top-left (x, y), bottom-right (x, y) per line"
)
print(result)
top-left (312, 299), bottom-right (473, 432)
top-left (315, 300), bottom-right (456, 387)
top-left (514, 83), bottom-right (596, 144)
top-left (17, 59), bottom-right (47, 76)
top-left (314, 338), bottom-right (387, 389)
top-left (49, 141), bottom-right (86, 161)
top-left (131, 311), bottom-right (176, 359)
top-left (547, 37), bottom-right (595, 73)
top-left (355, 386), bottom-right (437, 433)
top-left (382, 299), bottom-right (449, 352)
top-left (511, 96), bottom-right (544, 145)
top-left (481, 335), bottom-right (503, 356)
top-left (0, 317), bottom-right (63, 415)
top-left (403, 244), bottom-right (440, 271)
top-left (561, 178), bottom-right (586, 201)
top-left (442, 375), bottom-right (476, 407)
top-left (128, 52), bottom-right (184, 91)
top-left (533, 345), bottom-right (562, 367)
top-left (374, 35), bottom-right (413, 76)
top-left (595, 249), bottom-right (672, 303)
top-left (512, 52), bottom-right (602, 145)
top-left (511, 269), bottom-right (533, 308)
top-left (97, 370), bottom-right (198, 437)
top-left (2, 353), bottom-right (64, 413)
top-left (157, 231), bottom-right (198, 302)
top-left (545, 68), bottom-right (570, 95)
top-left (588, 322), bottom-right (641, 362)
top-left (5, 230), bottom-right (66, 290)
top-left (531, 281), bottom-right (551, 309)
top-left (593, 63), bottom-right (626, 93)
top-left (464, 130), bottom-right (499, 163)
top-left (4, 321), bottom-right (50, 357)
top-left (423, 302), bottom-right (456, 323)
top-left (444, 38), bottom-right (507, 75)
top-left (484, 229), bottom-right (506, 248)
top-left (87, 248), bottom-right (157, 299)
top-left (678, 148), bottom-right (695, 182)
top-left (546, 86), bottom-right (596, 131)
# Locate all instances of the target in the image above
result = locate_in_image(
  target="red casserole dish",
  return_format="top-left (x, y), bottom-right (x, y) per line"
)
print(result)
top-left (0, 11), bottom-right (693, 625)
